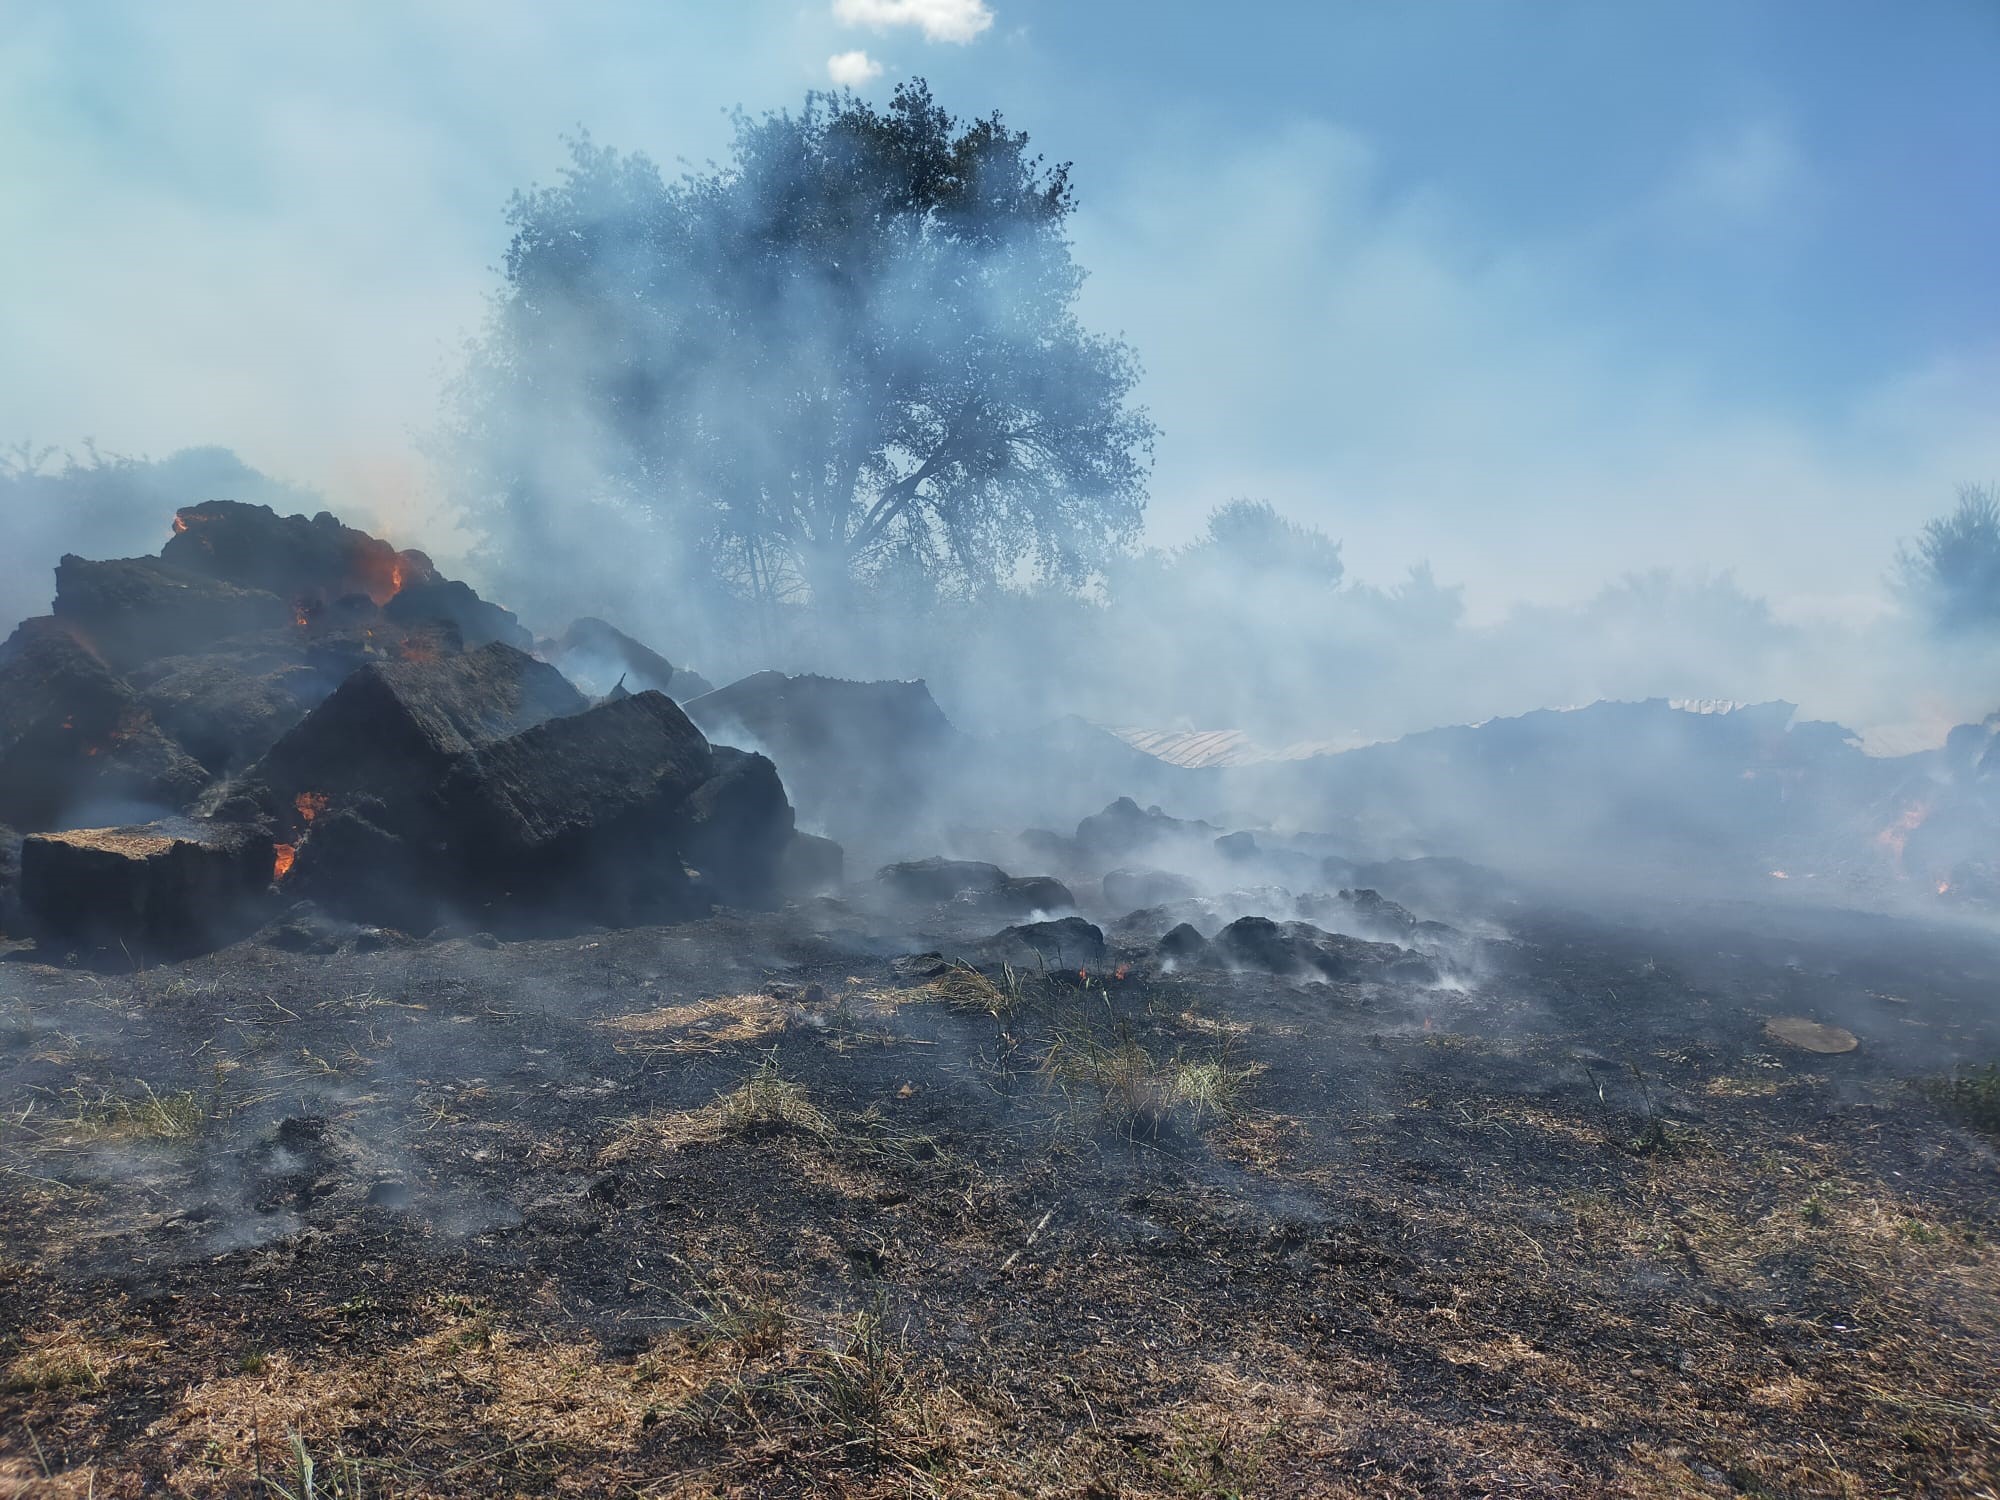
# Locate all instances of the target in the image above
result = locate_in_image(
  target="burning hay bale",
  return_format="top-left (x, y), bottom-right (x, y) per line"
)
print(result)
top-left (161, 500), bottom-right (433, 607)
top-left (0, 618), bottom-right (210, 830)
top-left (278, 795), bottom-right (419, 928)
top-left (19, 817), bottom-right (273, 954)
top-left (265, 687), bottom-right (818, 934)
top-left (239, 642), bottom-right (588, 830)
top-left (1, 501), bottom-right (843, 948)
top-left (382, 577), bottom-right (531, 650)
top-left (154, 499), bottom-right (532, 653)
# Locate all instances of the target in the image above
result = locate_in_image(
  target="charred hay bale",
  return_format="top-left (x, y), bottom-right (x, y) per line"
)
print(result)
top-left (1108, 900), bottom-right (1216, 944)
top-left (994, 874), bottom-right (1075, 915)
top-left (50, 554), bottom-right (292, 670)
top-left (0, 823), bottom-right (20, 937)
top-left (382, 577), bottom-right (531, 651)
top-left (982, 915), bottom-right (1106, 970)
top-left (1101, 867), bottom-right (1200, 910)
top-left (122, 620), bottom-right (466, 779)
top-left (1210, 915), bottom-right (1297, 973)
top-left (20, 818), bottom-right (274, 955)
top-left (243, 642), bottom-right (587, 832)
top-left (780, 831), bottom-right (844, 899)
top-left (1074, 797), bottom-right (1216, 862)
top-left (539, 617), bottom-right (713, 700)
top-left (132, 652), bottom-right (323, 774)
top-left (1211, 915), bottom-right (1430, 983)
top-left (875, 858), bottom-right (1075, 916)
top-left (0, 619), bottom-right (209, 830)
top-left (674, 745), bottom-right (796, 908)
top-left (283, 795), bottom-right (441, 932)
top-left (1157, 922), bottom-right (1210, 964)
top-left (1214, 830), bottom-right (1259, 861)
top-left (435, 690), bottom-right (715, 928)
top-left (162, 501), bottom-right (434, 607)
top-left (877, 857), bottom-right (1011, 904)
top-left (682, 671), bottom-right (961, 843)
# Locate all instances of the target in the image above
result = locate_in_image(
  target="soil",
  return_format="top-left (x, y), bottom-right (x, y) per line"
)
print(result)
top-left (2, 889), bottom-right (1997, 1497)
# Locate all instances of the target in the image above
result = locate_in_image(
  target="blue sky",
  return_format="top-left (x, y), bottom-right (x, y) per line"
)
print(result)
top-left (3, 0), bottom-right (1995, 619)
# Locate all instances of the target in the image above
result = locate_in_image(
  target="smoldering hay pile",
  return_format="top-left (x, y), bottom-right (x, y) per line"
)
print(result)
top-left (0, 502), bottom-right (833, 954)
top-left (2, 498), bottom-right (1995, 962)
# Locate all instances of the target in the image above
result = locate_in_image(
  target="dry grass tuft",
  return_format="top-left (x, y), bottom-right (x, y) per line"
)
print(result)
top-left (1041, 1026), bottom-right (1254, 1136)
top-left (713, 1053), bottom-right (832, 1137)
top-left (4, 1322), bottom-right (111, 1393)
top-left (927, 962), bottom-right (1025, 1020)
top-left (599, 992), bottom-right (794, 1054)
top-left (54, 1081), bottom-right (206, 1145)
top-left (599, 1053), bottom-right (833, 1163)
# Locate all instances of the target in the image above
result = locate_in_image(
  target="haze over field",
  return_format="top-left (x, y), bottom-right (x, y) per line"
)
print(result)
top-left (5, 2), bottom-right (1999, 746)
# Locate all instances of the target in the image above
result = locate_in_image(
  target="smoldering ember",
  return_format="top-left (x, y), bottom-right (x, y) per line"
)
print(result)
top-left (7, 33), bottom-right (2000, 1500)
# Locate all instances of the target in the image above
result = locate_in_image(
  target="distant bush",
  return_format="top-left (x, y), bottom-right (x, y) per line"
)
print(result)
top-left (0, 442), bottom-right (321, 627)
top-left (1922, 1063), bottom-right (2000, 1134)
top-left (1896, 484), bottom-right (2000, 633)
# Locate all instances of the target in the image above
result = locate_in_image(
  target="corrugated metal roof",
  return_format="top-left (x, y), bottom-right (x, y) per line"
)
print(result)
top-left (1105, 726), bottom-right (1371, 769)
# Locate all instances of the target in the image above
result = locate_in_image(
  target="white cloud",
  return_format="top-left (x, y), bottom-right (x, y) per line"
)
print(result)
top-left (1648, 120), bottom-right (1810, 238)
top-left (831, 0), bottom-right (993, 45)
top-left (826, 48), bottom-right (884, 86)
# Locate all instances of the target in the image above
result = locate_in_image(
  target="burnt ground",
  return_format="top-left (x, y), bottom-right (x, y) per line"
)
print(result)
top-left (2, 893), bottom-right (1998, 1498)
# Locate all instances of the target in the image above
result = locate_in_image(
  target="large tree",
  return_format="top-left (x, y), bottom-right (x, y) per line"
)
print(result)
top-left (1897, 484), bottom-right (2000, 633)
top-left (451, 81), bottom-right (1154, 616)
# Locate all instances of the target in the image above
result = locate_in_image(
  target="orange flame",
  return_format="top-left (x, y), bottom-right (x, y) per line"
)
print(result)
top-left (171, 515), bottom-right (189, 535)
top-left (1875, 803), bottom-right (1929, 874)
top-left (273, 843), bottom-right (297, 881)
top-left (1937, 879), bottom-right (1952, 896)
top-left (1114, 963), bottom-right (1130, 981)
top-left (295, 791), bottom-right (329, 824)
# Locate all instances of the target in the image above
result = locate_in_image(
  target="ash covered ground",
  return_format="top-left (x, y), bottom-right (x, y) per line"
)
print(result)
top-left (1, 506), bottom-right (1999, 1497)
top-left (5, 868), bottom-right (2000, 1496)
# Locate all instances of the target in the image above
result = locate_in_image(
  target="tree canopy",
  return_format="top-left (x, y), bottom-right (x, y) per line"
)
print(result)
top-left (1181, 499), bottom-right (1346, 589)
top-left (450, 80), bottom-right (1154, 618)
top-left (1897, 484), bottom-right (2000, 633)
